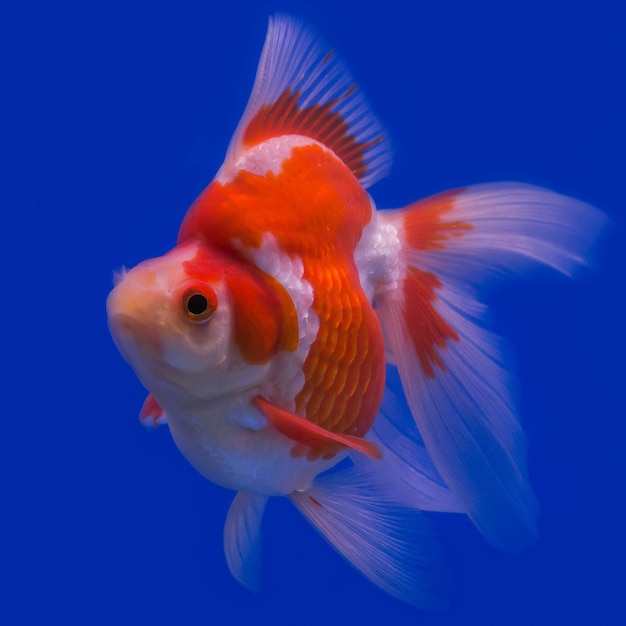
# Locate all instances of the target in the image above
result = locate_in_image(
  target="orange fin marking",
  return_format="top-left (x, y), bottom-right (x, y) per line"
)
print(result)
top-left (242, 88), bottom-right (382, 181)
top-left (403, 188), bottom-right (473, 251)
top-left (253, 396), bottom-right (382, 461)
top-left (308, 495), bottom-right (323, 508)
top-left (404, 266), bottom-right (460, 379)
top-left (400, 189), bottom-right (472, 377)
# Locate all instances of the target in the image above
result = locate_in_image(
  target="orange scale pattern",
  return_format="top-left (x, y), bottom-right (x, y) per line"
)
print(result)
top-left (295, 262), bottom-right (384, 436)
top-left (179, 141), bottom-right (386, 439)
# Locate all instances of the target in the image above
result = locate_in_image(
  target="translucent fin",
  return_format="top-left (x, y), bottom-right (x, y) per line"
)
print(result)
top-left (351, 366), bottom-right (464, 514)
top-left (393, 183), bottom-right (606, 282)
top-left (225, 14), bottom-right (392, 188)
top-left (223, 492), bottom-right (268, 593)
top-left (376, 183), bottom-right (606, 551)
top-left (290, 463), bottom-right (450, 610)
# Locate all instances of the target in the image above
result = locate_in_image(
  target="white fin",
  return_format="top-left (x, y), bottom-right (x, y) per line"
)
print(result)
top-left (224, 14), bottom-right (392, 188)
top-left (351, 365), bottom-right (464, 514)
top-left (397, 183), bottom-right (606, 280)
top-left (376, 183), bottom-right (606, 551)
top-left (223, 491), bottom-right (268, 593)
top-left (290, 463), bottom-right (450, 610)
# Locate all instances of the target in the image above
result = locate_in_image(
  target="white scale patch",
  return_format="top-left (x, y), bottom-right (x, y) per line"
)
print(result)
top-left (234, 233), bottom-right (320, 409)
top-left (217, 137), bottom-right (403, 405)
top-left (354, 197), bottom-right (402, 303)
top-left (216, 135), bottom-right (325, 183)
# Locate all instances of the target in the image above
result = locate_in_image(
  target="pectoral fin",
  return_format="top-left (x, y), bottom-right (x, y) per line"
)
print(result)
top-left (139, 394), bottom-right (167, 427)
top-left (253, 396), bottom-right (381, 461)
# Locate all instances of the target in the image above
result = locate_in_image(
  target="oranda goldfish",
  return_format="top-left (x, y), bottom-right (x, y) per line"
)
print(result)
top-left (107, 14), bottom-right (604, 609)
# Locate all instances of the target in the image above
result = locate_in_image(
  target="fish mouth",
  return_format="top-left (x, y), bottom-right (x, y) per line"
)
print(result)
top-left (108, 312), bottom-right (164, 365)
top-left (106, 268), bottom-right (165, 354)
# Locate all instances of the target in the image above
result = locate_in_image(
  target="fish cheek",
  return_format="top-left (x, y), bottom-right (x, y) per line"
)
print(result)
top-left (225, 268), bottom-right (288, 365)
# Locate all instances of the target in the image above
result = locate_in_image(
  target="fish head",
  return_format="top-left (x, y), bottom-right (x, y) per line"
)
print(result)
top-left (107, 241), bottom-right (245, 403)
top-left (108, 239), bottom-right (299, 407)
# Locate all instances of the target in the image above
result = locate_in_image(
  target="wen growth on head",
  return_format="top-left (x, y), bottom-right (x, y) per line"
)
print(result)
top-left (107, 14), bottom-right (604, 609)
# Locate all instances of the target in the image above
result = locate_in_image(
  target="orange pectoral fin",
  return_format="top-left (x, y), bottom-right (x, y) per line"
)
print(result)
top-left (253, 397), bottom-right (381, 461)
top-left (139, 394), bottom-right (166, 427)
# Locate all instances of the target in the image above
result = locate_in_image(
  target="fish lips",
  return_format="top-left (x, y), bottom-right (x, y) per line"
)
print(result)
top-left (107, 310), bottom-right (164, 371)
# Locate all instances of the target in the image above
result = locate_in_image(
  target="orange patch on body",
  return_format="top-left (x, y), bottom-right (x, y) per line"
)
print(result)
top-left (179, 144), bottom-right (371, 255)
top-left (224, 268), bottom-right (298, 364)
top-left (179, 144), bottom-right (386, 440)
top-left (183, 244), bottom-right (298, 364)
top-left (294, 262), bottom-right (384, 438)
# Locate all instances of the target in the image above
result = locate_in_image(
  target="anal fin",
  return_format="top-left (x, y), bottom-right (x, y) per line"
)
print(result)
top-left (289, 463), bottom-right (450, 610)
top-left (224, 492), bottom-right (268, 593)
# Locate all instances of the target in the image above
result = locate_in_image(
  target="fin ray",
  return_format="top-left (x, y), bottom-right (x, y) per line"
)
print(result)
top-left (223, 492), bottom-right (268, 593)
top-left (225, 14), bottom-right (391, 187)
top-left (377, 183), bottom-right (606, 550)
top-left (290, 463), bottom-right (450, 610)
top-left (350, 366), bottom-right (465, 514)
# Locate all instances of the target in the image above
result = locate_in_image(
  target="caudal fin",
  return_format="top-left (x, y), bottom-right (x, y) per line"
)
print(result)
top-left (290, 463), bottom-right (450, 610)
top-left (350, 365), bottom-right (465, 515)
top-left (375, 183), bottom-right (606, 551)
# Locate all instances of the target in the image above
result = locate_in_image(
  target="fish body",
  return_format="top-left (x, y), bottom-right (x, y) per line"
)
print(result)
top-left (107, 15), bottom-right (605, 608)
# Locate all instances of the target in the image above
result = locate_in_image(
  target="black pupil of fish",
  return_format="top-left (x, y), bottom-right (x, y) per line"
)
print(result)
top-left (187, 293), bottom-right (208, 316)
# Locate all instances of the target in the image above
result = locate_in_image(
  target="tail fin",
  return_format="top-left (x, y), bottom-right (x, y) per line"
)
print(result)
top-left (290, 463), bottom-right (450, 610)
top-left (376, 183), bottom-right (606, 551)
top-left (351, 365), bottom-right (465, 514)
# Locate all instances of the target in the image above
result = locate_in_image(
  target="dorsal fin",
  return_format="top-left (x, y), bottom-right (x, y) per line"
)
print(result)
top-left (225, 14), bottom-right (392, 188)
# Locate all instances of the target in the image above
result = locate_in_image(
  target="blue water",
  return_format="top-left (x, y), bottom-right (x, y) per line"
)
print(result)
top-left (3, 1), bottom-right (624, 624)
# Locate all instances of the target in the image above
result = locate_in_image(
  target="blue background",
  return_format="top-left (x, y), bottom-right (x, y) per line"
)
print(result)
top-left (3, 1), bottom-right (624, 624)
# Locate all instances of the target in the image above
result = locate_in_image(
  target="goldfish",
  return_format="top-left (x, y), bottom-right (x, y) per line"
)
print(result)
top-left (107, 14), bottom-right (605, 609)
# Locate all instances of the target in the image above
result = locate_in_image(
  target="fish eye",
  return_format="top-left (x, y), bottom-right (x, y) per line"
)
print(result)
top-left (182, 287), bottom-right (217, 323)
